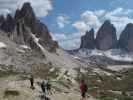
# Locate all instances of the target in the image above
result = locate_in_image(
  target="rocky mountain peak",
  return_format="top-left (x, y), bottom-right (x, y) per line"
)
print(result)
top-left (15, 2), bottom-right (36, 27)
top-left (21, 2), bottom-right (33, 11)
top-left (86, 28), bottom-right (94, 37)
top-left (95, 20), bottom-right (117, 50)
top-left (0, 2), bottom-right (58, 52)
top-left (103, 20), bottom-right (111, 25)
top-left (80, 28), bottom-right (95, 49)
top-left (118, 23), bottom-right (133, 52)
top-left (20, 2), bottom-right (35, 18)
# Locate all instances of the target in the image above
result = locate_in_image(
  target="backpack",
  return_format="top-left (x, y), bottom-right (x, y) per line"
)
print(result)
top-left (46, 82), bottom-right (51, 90)
top-left (41, 81), bottom-right (46, 92)
top-left (80, 82), bottom-right (88, 92)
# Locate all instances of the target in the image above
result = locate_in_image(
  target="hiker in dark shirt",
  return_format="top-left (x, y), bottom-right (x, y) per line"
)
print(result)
top-left (80, 80), bottom-right (88, 100)
top-left (40, 80), bottom-right (51, 100)
top-left (46, 80), bottom-right (52, 95)
top-left (41, 81), bottom-right (46, 95)
top-left (30, 75), bottom-right (35, 90)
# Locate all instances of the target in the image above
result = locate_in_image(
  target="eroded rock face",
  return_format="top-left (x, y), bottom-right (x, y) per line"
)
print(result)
top-left (80, 28), bottom-right (95, 49)
top-left (95, 20), bottom-right (117, 50)
top-left (1, 14), bottom-right (15, 33)
top-left (0, 15), bottom-right (5, 26)
top-left (118, 23), bottom-right (133, 52)
top-left (0, 2), bottom-right (58, 52)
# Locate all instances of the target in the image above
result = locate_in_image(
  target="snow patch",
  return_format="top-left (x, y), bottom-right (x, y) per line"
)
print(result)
top-left (31, 34), bottom-right (40, 42)
top-left (77, 49), bottom-right (133, 62)
top-left (104, 49), bottom-right (133, 62)
top-left (30, 33), bottom-right (46, 54)
top-left (16, 48), bottom-right (25, 53)
top-left (0, 42), bottom-right (7, 48)
top-left (20, 45), bottom-right (31, 49)
top-left (73, 56), bottom-right (80, 60)
top-left (107, 65), bottom-right (133, 71)
top-left (50, 67), bottom-right (55, 72)
top-left (93, 68), bottom-right (112, 76)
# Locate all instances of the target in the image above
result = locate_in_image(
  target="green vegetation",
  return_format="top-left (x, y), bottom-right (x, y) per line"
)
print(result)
top-left (32, 63), bottom-right (60, 79)
top-left (3, 90), bottom-right (20, 97)
top-left (75, 67), bottom-right (133, 100)
top-left (0, 70), bottom-right (19, 78)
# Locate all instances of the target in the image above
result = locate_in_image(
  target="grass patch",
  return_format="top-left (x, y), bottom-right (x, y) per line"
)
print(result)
top-left (0, 70), bottom-right (19, 78)
top-left (3, 90), bottom-right (20, 98)
top-left (75, 67), bottom-right (133, 100)
top-left (32, 63), bottom-right (60, 79)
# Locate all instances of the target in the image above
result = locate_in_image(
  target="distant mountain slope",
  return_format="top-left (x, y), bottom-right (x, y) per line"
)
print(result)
top-left (67, 49), bottom-right (133, 65)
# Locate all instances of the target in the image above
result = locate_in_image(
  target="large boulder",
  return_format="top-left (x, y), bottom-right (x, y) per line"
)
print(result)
top-left (80, 28), bottom-right (95, 49)
top-left (118, 23), bottom-right (133, 52)
top-left (95, 20), bottom-right (117, 50)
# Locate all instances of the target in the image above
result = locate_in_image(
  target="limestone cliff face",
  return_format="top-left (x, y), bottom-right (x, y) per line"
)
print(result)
top-left (95, 20), bottom-right (117, 50)
top-left (0, 2), bottom-right (58, 52)
top-left (118, 23), bottom-right (133, 52)
top-left (80, 28), bottom-right (95, 49)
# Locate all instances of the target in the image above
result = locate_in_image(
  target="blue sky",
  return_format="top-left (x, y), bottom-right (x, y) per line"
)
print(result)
top-left (1, 0), bottom-right (133, 50)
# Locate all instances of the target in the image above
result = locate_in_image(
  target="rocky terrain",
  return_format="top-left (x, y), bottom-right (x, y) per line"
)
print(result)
top-left (0, 2), bottom-right (133, 100)
top-left (0, 73), bottom-right (99, 100)
top-left (0, 2), bottom-right (81, 75)
top-left (0, 2), bottom-right (90, 100)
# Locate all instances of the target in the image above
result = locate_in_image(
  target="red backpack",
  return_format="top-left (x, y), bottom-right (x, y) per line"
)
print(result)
top-left (80, 82), bottom-right (88, 92)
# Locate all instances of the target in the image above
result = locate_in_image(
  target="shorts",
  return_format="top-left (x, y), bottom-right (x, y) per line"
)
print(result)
top-left (81, 92), bottom-right (86, 98)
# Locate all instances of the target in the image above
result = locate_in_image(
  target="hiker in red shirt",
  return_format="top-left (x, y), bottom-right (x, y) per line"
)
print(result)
top-left (80, 80), bottom-right (88, 100)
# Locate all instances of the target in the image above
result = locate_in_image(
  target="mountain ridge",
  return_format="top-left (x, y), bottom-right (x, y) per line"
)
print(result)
top-left (0, 2), bottom-right (58, 52)
top-left (80, 20), bottom-right (133, 52)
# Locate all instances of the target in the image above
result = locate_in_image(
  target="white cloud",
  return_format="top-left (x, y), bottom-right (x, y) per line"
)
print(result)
top-left (53, 33), bottom-right (67, 41)
top-left (52, 32), bottom-right (81, 50)
top-left (0, 0), bottom-right (52, 17)
top-left (61, 38), bottom-right (80, 50)
top-left (94, 10), bottom-right (106, 17)
top-left (72, 21), bottom-right (88, 34)
top-left (81, 11), bottom-right (99, 23)
top-left (72, 10), bottom-right (101, 37)
top-left (108, 7), bottom-right (132, 16)
top-left (57, 14), bottom-right (70, 28)
top-left (105, 8), bottom-right (133, 38)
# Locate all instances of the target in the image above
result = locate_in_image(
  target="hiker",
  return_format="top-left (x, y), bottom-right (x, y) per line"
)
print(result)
top-left (40, 80), bottom-right (51, 100)
top-left (41, 80), bottom-right (46, 95)
top-left (30, 75), bottom-right (35, 90)
top-left (80, 80), bottom-right (88, 100)
top-left (46, 79), bottom-right (52, 95)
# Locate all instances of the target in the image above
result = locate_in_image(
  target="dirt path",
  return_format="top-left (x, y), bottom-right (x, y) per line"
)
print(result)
top-left (0, 75), bottom-right (98, 100)
top-left (50, 92), bottom-right (98, 100)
